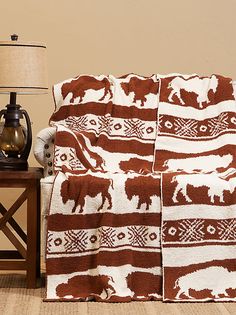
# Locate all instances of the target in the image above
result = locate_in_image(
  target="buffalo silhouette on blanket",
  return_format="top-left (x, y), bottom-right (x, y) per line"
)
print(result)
top-left (121, 77), bottom-right (159, 106)
top-left (126, 272), bottom-right (161, 298)
top-left (174, 266), bottom-right (236, 299)
top-left (56, 274), bottom-right (116, 299)
top-left (125, 175), bottom-right (160, 210)
top-left (167, 75), bottom-right (218, 108)
top-left (119, 158), bottom-right (152, 173)
top-left (61, 75), bottom-right (113, 103)
top-left (61, 174), bottom-right (113, 213)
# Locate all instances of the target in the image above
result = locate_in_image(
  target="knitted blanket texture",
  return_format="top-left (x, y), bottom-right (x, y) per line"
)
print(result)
top-left (45, 73), bottom-right (236, 302)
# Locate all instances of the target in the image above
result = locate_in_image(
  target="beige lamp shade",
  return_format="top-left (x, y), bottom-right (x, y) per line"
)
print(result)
top-left (0, 39), bottom-right (48, 94)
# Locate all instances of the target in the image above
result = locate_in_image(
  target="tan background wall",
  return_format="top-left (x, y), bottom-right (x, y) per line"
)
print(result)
top-left (0, 0), bottom-right (236, 247)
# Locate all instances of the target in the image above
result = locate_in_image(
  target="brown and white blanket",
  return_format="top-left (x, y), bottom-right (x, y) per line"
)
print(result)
top-left (45, 73), bottom-right (236, 301)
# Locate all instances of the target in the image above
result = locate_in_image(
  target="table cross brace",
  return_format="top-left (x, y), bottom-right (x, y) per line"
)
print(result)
top-left (0, 188), bottom-right (29, 259)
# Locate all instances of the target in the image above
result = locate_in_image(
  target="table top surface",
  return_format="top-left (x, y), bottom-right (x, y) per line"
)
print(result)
top-left (0, 167), bottom-right (43, 180)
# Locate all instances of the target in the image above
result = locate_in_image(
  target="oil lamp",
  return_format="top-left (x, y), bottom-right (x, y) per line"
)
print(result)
top-left (0, 34), bottom-right (48, 170)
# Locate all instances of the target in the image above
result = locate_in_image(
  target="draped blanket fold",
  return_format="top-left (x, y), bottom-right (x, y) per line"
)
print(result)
top-left (45, 73), bottom-right (236, 301)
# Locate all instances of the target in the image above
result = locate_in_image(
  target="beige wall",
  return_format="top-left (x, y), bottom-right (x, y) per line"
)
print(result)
top-left (0, 0), bottom-right (236, 243)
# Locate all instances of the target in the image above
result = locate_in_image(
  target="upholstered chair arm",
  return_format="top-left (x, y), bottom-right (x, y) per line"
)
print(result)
top-left (33, 126), bottom-right (56, 177)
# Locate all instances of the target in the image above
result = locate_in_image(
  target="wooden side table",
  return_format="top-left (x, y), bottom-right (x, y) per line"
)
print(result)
top-left (0, 167), bottom-right (43, 288)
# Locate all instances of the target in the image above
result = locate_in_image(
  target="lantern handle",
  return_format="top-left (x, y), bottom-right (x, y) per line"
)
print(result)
top-left (21, 109), bottom-right (32, 160)
top-left (0, 110), bottom-right (6, 158)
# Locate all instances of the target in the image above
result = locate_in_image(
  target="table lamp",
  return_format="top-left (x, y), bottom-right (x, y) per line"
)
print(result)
top-left (0, 34), bottom-right (48, 170)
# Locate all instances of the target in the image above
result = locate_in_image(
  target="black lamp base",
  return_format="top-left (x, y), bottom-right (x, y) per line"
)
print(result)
top-left (0, 157), bottom-right (28, 171)
top-left (0, 92), bottom-right (32, 172)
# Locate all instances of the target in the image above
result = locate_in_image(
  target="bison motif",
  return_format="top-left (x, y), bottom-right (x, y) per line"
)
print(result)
top-left (121, 77), bottom-right (159, 106)
top-left (171, 170), bottom-right (236, 203)
top-left (125, 175), bottom-right (160, 210)
top-left (119, 158), bottom-right (152, 173)
top-left (61, 75), bottom-right (113, 103)
top-left (174, 266), bottom-right (236, 299)
top-left (56, 274), bottom-right (116, 299)
top-left (164, 154), bottom-right (233, 173)
top-left (126, 271), bottom-right (161, 298)
top-left (61, 174), bottom-right (113, 213)
top-left (168, 75), bottom-right (218, 108)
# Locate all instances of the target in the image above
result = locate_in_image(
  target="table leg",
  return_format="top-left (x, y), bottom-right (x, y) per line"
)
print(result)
top-left (36, 180), bottom-right (41, 279)
top-left (26, 180), bottom-right (40, 288)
